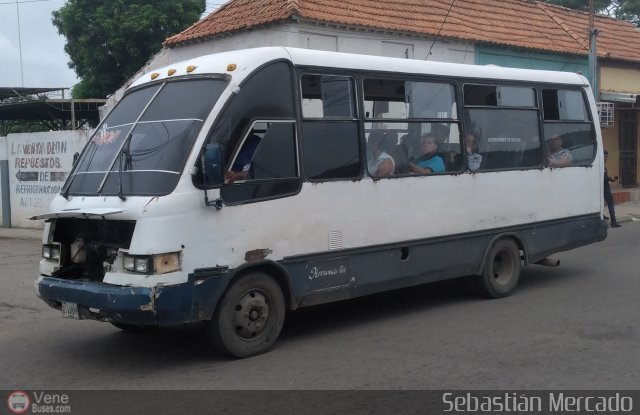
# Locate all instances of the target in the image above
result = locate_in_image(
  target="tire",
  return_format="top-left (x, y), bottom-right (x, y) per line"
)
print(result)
top-left (474, 238), bottom-right (521, 298)
top-left (208, 273), bottom-right (285, 358)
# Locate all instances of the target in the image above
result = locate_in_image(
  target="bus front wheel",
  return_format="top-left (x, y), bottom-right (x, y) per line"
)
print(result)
top-left (208, 273), bottom-right (285, 358)
top-left (475, 239), bottom-right (521, 298)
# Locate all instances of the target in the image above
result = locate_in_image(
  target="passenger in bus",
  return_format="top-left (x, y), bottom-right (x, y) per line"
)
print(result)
top-left (367, 130), bottom-right (395, 176)
top-left (546, 134), bottom-right (573, 167)
top-left (465, 132), bottom-right (483, 172)
top-left (224, 134), bottom-right (261, 184)
top-left (409, 133), bottom-right (445, 174)
top-left (450, 132), bottom-right (483, 171)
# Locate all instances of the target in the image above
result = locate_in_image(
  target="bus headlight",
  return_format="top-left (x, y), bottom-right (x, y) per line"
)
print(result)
top-left (123, 255), bottom-right (151, 273)
top-left (42, 243), bottom-right (62, 262)
top-left (123, 252), bottom-right (180, 274)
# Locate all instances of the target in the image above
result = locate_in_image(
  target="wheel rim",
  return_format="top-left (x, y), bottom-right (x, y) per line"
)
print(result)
top-left (232, 289), bottom-right (270, 340)
top-left (492, 249), bottom-right (515, 286)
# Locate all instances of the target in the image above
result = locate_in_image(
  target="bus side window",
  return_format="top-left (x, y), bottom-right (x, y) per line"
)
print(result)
top-left (247, 123), bottom-right (297, 180)
top-left (463, 84), bottom-right (540, 171)
top-left (301, 74), bottom-right (361, 181)
top-left (542, 89), bottom-right (595, 167)
top-left (221, 121), bottom-right (300, 204)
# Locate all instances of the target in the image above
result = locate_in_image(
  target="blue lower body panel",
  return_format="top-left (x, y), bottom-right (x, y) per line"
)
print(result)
top-left (36, 276), bottom-right (227, 326)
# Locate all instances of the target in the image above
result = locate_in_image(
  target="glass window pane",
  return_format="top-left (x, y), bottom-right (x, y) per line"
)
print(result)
top-left (497, 86), bottom-right (536, 107)
top-left (68, 79), bottom-right (227, 196)
top-left (302, 122), bottom-right (360, 180)
top-left (464, 85), bottom-right (498, 106)
top-left (119, 120), bottom-right (202, 173)
top-left (104, 84), bottom-right (161, 126)
top-left (205, 62), bottom-right (295, 167)
top-left (227, 122), bottom-right (297, 182)
top-left (465, 109), bottom-right (542, 169)
top-left (544, 123), bottom-right (595, 166)
top-left (140, 79), bottom-right (227, 122)
top-left (76, 125), bottom-right (130, 173)
top-left (465, 84), bottom-right (535, 107)
top-left (363, 79), bottom-right (456, 119)
top-left (542, 89), bottom-right (588, 121)
top-left (366, 122), bottom-right (462, 175)
top-left (301, 75), bottom-right (355, 118)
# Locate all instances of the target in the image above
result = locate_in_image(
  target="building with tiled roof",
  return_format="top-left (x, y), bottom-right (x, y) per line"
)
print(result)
top-left (126, 0), bottom-right (640, 192)
top-left (165, 0), bottom-right (640, 65)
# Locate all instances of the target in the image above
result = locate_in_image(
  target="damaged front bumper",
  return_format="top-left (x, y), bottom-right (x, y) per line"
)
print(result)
top-left (35, 275), bottom-right (227, 326)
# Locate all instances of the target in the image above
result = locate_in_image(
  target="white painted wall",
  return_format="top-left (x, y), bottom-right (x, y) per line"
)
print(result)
top-left (106, 23), bottom-right (474, 109)
top-left (7, 130), bottom-right (91, 228)
top-left (158, 23), bottom-right (474, 67)
top-left (0, 135), bottom-right (7, 225)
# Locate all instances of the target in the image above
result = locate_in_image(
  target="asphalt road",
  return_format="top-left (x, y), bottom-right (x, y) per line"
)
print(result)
top-left (1, 224), bottom-right (639, 391)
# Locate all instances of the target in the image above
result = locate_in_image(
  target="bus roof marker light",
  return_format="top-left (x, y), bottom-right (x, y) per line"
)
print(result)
top-left (167, 69), bottom-right (177, 76)
top-left (227, 63), bottom-right (237, 71)
top-left (186, 65), bottom-right (197, 73)
top-left (150, 72), bottom-right (159, 80)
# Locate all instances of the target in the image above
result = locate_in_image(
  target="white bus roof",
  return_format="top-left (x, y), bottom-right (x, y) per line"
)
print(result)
top-left (130, 46), bottom-right (589, 89)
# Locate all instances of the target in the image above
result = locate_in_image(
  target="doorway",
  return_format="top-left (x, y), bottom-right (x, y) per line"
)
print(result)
top-left (618, 109), bottom-right (638, 187)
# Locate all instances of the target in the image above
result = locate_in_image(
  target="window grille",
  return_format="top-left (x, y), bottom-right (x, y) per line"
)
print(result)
top-left (597, 102), bottom-right (614, 128)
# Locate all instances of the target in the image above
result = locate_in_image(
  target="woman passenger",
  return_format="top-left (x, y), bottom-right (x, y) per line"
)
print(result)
top-left (409, 133), bottom-right (445, 174)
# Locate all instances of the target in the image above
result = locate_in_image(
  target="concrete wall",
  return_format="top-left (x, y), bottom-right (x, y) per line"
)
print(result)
top-left (601, 66), bottom-right (640, 94)
top-left (476, 46), bottom-right (588, 73)
top-left (154, 23), bottom-right (475, 66)
top-left (106, 23), bottom-right (474, 108)
top-left (5, 130), bottom-right (90, 228)
top-left (1, 136), bottom-right (7, 226)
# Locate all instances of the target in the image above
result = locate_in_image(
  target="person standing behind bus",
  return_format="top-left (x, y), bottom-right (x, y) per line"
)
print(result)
top-left (604, 150), bottom-right (621, 228)
top-left (409, 133), bottom-right (445, 174)
top-left (546, 134), bottom-right (573, 167)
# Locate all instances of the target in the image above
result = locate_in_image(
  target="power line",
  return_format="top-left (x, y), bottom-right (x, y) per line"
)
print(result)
top-left (0, 0), bottom-right (57, 5)
top-left (425, 0), bottom-right (456, 60)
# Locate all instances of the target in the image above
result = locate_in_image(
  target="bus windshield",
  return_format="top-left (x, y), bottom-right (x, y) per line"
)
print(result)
top-left (63, 78), bottom-right (228, 196)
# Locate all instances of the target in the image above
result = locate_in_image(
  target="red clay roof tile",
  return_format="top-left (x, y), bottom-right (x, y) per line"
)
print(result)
top-left (164, 0), bottom-right (640, 63)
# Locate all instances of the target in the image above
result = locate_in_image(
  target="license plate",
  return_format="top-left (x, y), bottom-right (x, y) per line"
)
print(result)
top-left (61, 302), bottom-right (79, 319)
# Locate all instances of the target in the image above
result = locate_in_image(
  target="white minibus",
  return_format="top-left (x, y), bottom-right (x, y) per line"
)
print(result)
top-left (34, 47), bottom-right (607, 357)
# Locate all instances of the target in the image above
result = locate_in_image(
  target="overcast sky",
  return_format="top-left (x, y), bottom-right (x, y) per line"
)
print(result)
top-left (0, 0), bottom-right (226, 90)
top-left (0, 0), bottom-right (76, 88)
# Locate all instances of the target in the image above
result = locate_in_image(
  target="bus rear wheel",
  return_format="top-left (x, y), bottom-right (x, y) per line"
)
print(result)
top-left (208, 273), bottom-right (285, 358)
top-left (475, 238), bottom-right (521, 298)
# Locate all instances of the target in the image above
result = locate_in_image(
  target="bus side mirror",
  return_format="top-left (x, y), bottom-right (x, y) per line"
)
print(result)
top-left (72, 152), bottom-right (80, 166)
top-left (202, 144), bottom-right (224, 188)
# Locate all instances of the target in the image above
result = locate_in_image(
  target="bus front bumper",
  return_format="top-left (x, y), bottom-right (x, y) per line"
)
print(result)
top-left (35, 275), bottom-right (227, 326)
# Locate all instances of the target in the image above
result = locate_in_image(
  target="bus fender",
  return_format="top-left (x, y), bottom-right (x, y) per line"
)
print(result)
top-left (212, 259), bottom-right (297, 318)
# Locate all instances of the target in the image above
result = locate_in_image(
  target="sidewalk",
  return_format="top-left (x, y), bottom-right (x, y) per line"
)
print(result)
top-left (2, 200), bottom-right (639, 240)
top-left (611, 199), bottom-right (640, 224)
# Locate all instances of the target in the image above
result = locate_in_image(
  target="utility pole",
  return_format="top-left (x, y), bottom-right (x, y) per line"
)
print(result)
top-left (588, 0), bottom-right (599, 100)
top-left (15, 0), bottom-right (25, 87)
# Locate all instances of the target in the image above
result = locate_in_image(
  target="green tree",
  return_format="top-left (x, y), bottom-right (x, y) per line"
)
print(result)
top-left (53, 0), bottom-right (205, 99)
top-left (543, 0), bottom-right (640, 26)
top-left (543, 0), bottom-right (612, 13)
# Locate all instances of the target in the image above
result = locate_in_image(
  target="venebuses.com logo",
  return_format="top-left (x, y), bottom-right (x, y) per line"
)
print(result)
top-left (7, 391), bottom-right (30, 414)
top-left (6, 391), bottom-right (71, 414)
